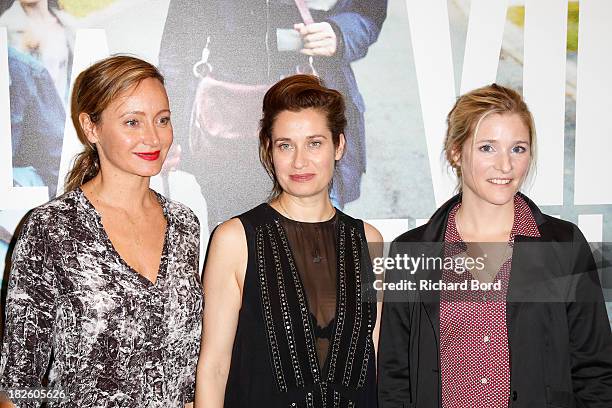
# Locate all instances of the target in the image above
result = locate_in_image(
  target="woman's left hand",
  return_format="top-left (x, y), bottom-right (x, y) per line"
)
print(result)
top-left (294, 22), bottom-right (337, 57)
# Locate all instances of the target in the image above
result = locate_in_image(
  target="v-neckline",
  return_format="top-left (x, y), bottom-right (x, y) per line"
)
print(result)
top-left (450, 202), bottom-right (514, 284)
top-left (266, 203), bottom-right (342, 382)
top-left (78, 187), bottom-right (170, 287)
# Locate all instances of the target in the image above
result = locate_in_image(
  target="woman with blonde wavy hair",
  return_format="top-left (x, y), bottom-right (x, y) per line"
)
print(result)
top-left (378, 84), bottom-right (612, 407)
top-left (0, 55), bottom-right (202, 407)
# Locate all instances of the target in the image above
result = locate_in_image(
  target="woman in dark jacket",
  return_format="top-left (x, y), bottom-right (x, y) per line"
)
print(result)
top-left (377, 84), bottom-right (612, 408)
top-left (158, 0), bottom-right (387, 228)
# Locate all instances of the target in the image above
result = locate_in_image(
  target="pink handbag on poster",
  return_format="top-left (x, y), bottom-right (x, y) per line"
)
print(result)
top-left (188, 0), bottom-right (316, 150)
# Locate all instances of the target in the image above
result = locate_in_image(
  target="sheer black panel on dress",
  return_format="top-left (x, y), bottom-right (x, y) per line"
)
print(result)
top-left (280, 214), bottom-right (338, 369)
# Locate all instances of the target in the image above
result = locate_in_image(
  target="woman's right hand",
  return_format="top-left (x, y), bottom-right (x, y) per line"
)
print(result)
top-left (294, 22), bottom-right (338, 57)
top-left (194, 218), bottom-right (247, 408)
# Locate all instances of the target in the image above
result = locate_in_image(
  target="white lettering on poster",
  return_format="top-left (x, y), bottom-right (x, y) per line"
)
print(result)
top-left (460, 0), bottom-right (509, 94)
top-left (522, 0), bottom-right (567, 205)
top-left (406, 0), bottom-right (574, 207)
top-left (403, 0), bottom-right (456, 207)
top-left (574, 0), bottom-right (612, 205)
top-left (56, 29), bottom-right (110, 197)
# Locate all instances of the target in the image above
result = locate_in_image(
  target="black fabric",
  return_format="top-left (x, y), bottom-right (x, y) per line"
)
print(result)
top-left (278, 210), bottom-right (338, 368)
top-left (226, 203), bottom-right (378, 407)
top-left (377, 192), bottom-right (612, 408)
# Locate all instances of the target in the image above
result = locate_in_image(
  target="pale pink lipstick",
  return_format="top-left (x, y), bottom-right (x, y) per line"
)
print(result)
top-left (134, 150), bottom-right (160, 161)
top-left (290, 173), bottom-right (315, 182)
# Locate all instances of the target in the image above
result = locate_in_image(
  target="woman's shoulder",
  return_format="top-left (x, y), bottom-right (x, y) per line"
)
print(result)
top-left (212, 218), bottom-right (246, 241)
top-left (539, 213), bottom-right (584, 242)
top-left (28, 189), bottom-right (82, 223)
top-left (157, 192), bottom-right (201, 231)
top-left (218, 203), bottom-right (270, 239)
top-left (520, 193), bottom-right (583, 242)
top-left (206, 218), bottom-right (247, 265)
top-left (15, 190), bottom-right (83, 241)
top-left (362, 221), bottom-right (383, 243)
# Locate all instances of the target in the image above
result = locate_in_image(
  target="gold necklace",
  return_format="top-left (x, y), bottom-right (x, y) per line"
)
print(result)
top-left (277, 198), bottom-right (335, 222)
top-left (89, 187), bottom-right (159, 249)
top-left (277, 199), bottom-right (335, 264)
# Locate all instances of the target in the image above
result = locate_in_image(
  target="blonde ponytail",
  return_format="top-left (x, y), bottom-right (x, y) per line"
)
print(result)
top-left (64, 145), bottom-right (100, 192)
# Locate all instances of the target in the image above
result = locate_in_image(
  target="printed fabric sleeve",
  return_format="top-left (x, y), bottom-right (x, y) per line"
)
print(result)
top-left (0, 211), bottom-right (58, 404)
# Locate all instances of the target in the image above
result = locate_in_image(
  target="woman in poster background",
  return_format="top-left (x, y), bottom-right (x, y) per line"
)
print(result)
top-left (0, 0), bottom-right (73, 262)
top-left (377, 84), bottom-right (612, 407)
top-left (0, 0), bottom-right (74, 103)
top-left (0, 46), bottom-right (65, 270)
top-left (158, 0), bottom-right (387, 229)
top-left (0, 56), bottom-right (202, 407)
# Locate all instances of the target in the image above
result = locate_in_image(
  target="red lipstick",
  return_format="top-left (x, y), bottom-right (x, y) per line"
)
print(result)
top-left (134, 150), bottom-right (160, 161)
top-left (289, 173), bottom-right (315, 182)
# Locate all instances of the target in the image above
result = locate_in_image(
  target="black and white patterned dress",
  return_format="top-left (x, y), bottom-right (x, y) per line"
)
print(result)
top-left (0, 188), bottom-right (203, 407)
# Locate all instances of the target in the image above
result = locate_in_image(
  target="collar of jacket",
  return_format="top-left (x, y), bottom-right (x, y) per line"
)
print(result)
top-left (418, 191), bottom-right (547, 242)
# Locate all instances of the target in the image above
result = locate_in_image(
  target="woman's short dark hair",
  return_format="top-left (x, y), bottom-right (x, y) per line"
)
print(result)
top-left (259, 74), bottom-right (346, 200)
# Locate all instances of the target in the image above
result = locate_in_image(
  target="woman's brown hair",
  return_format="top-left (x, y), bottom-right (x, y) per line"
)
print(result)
top-left (259, 74), bottom-right (346, 200)
top-left (64, 55), bottom-right (164, 192)
top-left (444, 83), bottom-right (537, 190)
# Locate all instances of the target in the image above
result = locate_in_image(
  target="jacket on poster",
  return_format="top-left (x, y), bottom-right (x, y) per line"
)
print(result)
top-left (377, 193), bottom-right (612, 408)
top-left (158, 0), bottom-right (387, 203)
top-left (8, 46), bottom-right (65, 196)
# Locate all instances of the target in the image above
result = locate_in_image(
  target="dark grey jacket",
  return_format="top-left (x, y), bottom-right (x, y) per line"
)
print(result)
top-left (378, 193), bottom-right (612, 408)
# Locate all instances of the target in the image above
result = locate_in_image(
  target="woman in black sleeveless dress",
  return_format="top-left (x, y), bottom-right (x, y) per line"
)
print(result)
top-left (195, 74), bottom-right (383, 407)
